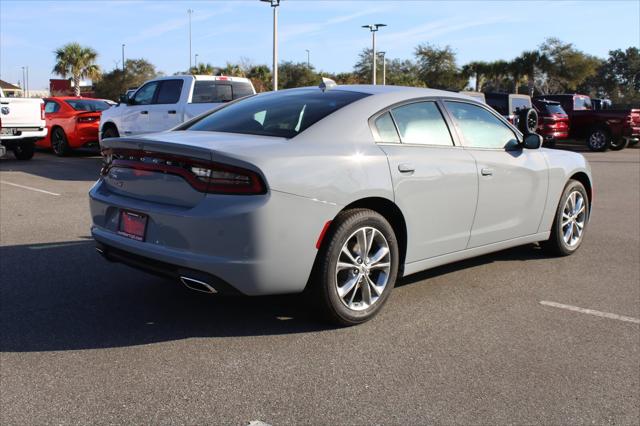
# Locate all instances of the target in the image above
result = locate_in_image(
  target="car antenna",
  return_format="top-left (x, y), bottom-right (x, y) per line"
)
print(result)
top-left (319, 77), bottom-right (337, 92)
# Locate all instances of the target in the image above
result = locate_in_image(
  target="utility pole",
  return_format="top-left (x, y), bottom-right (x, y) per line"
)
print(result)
top-left (261, 0), bottom-right (281, 91)
top-left (361, 24), bottom-right (386, 85)
top-left (188, 9), bottom-right (193, 70)
top-left (305, 49), bottom-right (310, 68)
top-left (25, 66), bottom-right (29, 97)
top-left (21, 67), bottom-right (26, 97)
top-left (379, 51), bottom-right (386, 85)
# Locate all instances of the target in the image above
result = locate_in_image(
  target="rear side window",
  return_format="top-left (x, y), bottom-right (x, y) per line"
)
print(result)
top-left (445, 101), bottom-right (518, 149)
top-left (485, 95), bottom-right (508, 115)
top-left (192, 81), bottom-right (252, 103)
top-left (374, 112), bottom-right (400, 143)
top-left (155, 80), bottom-right (183, 104)
top-left (44, 101), bottom-right (60, 114)
top-left (391, 101), bottom-right (453, 146)
top-left (574, 96), bottom-right (592, 110)
top-left (186, 89), bottom-right (369, 138)
top-left (510, 97), bottom-right (531, 114)
top-left (232, 82), bottom-right (254, 99)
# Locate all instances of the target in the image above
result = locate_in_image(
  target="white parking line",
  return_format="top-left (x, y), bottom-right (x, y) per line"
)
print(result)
top-left (540, 300), bottom-right (640, 324)
top-left (0, 180), bottom-right (60, 196)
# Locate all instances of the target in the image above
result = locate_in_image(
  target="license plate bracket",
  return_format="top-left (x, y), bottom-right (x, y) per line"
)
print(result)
top-left (118, 210), bottom-right (147, 241)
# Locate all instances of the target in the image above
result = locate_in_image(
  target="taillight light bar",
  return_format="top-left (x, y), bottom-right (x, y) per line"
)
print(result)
top-left (101, 148), bottom-right (266, 195)
top-left (77, 116), bottom-right (98, 123)
top-left (40, 102), bottom-right (45, 121)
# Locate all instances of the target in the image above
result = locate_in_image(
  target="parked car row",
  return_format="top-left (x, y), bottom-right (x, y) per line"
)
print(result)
top-left (464, 89), bottom-right (639, 152)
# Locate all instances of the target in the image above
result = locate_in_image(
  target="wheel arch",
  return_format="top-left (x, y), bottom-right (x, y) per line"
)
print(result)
top-left (100, 121), bottom-right (119, 139)
top-left (333, 197), bottom-right (408, 269)
top-left (569, 171), bottom-right (593, 208)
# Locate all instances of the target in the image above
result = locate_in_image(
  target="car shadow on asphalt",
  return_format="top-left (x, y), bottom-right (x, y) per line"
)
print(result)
top-left (0, 239), bottom-right (552, 353)
top-left (0, 149), bottom-right (103, 182)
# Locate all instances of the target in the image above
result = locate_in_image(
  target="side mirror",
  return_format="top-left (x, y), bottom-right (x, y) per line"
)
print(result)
top-left (523, 133), bottom-right (543, 149)
top-left (118, 94), bottom-right (130, 105)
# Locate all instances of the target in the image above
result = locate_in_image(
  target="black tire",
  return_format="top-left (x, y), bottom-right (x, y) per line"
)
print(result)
top-left (311, 209), bottom-right (399, 326)
top-left (609, 137), bottom-right (628, 151)
top-left (586, 127), bottom-right (611, 152)
top-left (102, 125), bottom-right (119, 140)
top-left (13, 143), bottom-right (35, 160)
top-left (541, 179), bottom-right (589, 256)
top-left (51, 127), bottom-right (69, 156)
top-left (517, 108), bottom-right (538, 134)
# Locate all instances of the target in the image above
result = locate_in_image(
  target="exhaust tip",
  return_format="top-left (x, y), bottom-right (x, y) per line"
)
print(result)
top-left (180, 276), bottom-right (217, 294)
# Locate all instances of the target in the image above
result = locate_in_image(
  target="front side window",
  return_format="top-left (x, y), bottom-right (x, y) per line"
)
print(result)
top-left (391, 101), bottom-right (453, 146)
top-left (374, 112), bottom-right (400, 143)
top-left (44, 101), bottom-right (60, 114)
top-left (445, 101), bottom-right (518, 149)
top-left (132, 82), bottom-right (158, 105)
top-left (186, 89), bottom-right (369, 138)
top-left (155, 80), bottom-right (183, 104)
top-left (574, 96), bottom-right (592, 111)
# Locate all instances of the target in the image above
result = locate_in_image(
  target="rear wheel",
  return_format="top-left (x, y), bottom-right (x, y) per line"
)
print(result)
top-left (609, 137), bottom-right (628, 151)
top-left (51, 127), bottom-right (69, 156)
top-left (542, 179), bottom-right (589, 256)
top-left (13, 143), bottom-right (35, 160)
top-left (312, 209), bottom-right (399, 326)
top-left (586, 127), bottom-right (611, 151)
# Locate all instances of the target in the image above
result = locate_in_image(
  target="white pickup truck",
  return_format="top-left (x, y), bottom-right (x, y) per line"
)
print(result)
top-left (0, 88), bottom-right (47, 160)
top-left (99, 75), bottom-right (256, 142)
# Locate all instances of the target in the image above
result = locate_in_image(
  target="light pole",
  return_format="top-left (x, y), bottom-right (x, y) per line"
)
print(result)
top-left (21, 67), bottom-right (25, 97)
top-left (305, 49), bottom-right (310, 68)
top-left (188, 9), bottom-right (194, 70)
top-left (26, 66), bottom-right (29, 97)
top-left (361, 24), bottom-right (386, 85)
top-left (378, 51), bottom-right (386, 85)
top-left (261, 0), bottom-right (280, 91)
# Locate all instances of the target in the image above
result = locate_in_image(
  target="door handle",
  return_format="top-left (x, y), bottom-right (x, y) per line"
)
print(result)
top-left (398, 163), bottom-right (415, 173)
top-left (168, 110), bottom-right (177, 114)
top-left (481, 168), bottom-right (494, 176)
top-left (140, 110), bottom-right (148, 115)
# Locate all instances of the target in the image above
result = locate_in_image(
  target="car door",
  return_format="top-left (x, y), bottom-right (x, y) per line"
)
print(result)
top-left (148, 79), bottom-right (184, 132)
top-left (121, 81), bottom-right (159, 136)
top-left (443, 100), bottom-right (548, 248)
top-left (374, 100), bottom-right (478, 263)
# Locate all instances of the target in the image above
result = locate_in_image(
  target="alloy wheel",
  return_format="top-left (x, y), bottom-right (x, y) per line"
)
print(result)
top-left (561, 191), bottom-right (586, 247)
top-left (335, 226), bottom-right (391, 311)
top-left (589, 131), bottom-right (606, 150)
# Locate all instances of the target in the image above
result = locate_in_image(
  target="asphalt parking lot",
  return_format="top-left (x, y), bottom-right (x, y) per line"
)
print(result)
top-left (1, 143), bottom-right (638, 425)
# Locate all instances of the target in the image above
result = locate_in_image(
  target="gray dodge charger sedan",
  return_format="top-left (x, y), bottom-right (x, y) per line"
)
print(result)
top-left (91, 84), bottom-right (592, 325)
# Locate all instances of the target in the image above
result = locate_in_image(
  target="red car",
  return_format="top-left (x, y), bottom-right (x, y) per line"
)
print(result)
top-left (532, 99), bottom-right (570, 148)
top-left (37, 97), bottom-right (112, 156)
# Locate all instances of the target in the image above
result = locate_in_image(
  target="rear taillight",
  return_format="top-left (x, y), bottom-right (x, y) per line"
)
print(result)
top-left (77, 116), bottom-right (98, 123)
top-left (101, 149), bottom-right (266, 195)
top-left (40, 103), bottom-right (45, 120)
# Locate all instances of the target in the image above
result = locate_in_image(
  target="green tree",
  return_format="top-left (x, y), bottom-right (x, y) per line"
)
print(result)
top-left (52, 42), bottom-right (101, 96)
top-left (189, 63), bottom-right (218, 75)
top-left (539, 37), bottom-right (601, 93)
top-left (246, 65), bottom-right (272, 92)
top-left (94, 58), bottom-right (158, 101)
top-left (462, 61), bottom-right (490, 91)
top-left (278, 61), bottom-right (319, 89)
top-left (414, 44), bottom-right (467, 90)
top-left (482, 60), bottom-right (511, 92)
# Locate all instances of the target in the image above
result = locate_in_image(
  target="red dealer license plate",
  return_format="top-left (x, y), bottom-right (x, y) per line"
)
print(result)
top-left (118, 210), bottom-right (147, 241)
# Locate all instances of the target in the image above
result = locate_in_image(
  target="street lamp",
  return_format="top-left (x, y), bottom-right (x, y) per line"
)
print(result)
top-left (378, 51), bottom-right (386, 85)
top-left (260, 0), bottom-right (281, 91)
top-left (361, 24), bottom-right (386, 85)
top-left (305, 49), bottom-right (310, 68)
top-left (195, 53), bottom-right (199, 68)
top-left (188, 9), bottom-right (194, 70)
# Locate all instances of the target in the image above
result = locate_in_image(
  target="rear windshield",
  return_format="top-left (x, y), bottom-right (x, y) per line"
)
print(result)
top-left (191, 81), bottom-right (255, 103)
top-left (535, 102), bottom-right (565, 115)
top-left (65, 99), bottom-right (110, 111)
top-left (186, 89), bottom-right (370, 138)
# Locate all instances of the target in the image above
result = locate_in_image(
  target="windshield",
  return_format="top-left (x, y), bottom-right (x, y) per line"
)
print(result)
top-left (65, 99), bottom-right (111, 112)
top-left (186, 89), bottom-right (370, 138)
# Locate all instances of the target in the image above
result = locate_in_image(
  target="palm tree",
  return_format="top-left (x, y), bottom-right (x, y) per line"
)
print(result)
top-left (53, 43), bottom-right (101, 96)
top-left (516, 51), bottom-right (548, 96)
top-left (220, 63), bottom-right (245, 77)
top-left (462, 61), bottom-right (490, 91)
top-left (189, 63), bottom-right (218, 75)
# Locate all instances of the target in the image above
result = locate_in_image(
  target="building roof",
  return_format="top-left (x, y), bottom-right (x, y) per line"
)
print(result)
top-left (0, 79), bottom-right (22, 91)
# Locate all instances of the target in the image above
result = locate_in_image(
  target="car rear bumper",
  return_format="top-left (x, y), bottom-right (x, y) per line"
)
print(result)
top-left (89, 179), bottom-right (338, 296)
top-left (0, 127), bottom-right (47, 141)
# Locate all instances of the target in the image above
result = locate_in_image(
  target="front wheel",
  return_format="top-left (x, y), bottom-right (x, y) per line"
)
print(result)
top-left (542, 180), bottom-right (589, 256)
top-left (13, 143), bottom-right (35, 160)
top-left (312, 209), bottom-right (399, 326)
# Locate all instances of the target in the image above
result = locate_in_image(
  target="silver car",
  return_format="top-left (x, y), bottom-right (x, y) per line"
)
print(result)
top-left (91, 84), bottom-right (592, 325)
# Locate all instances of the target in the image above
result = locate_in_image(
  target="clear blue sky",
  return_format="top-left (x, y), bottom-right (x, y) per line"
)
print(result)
top-left (1, 0), bottom-right (639, 90)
